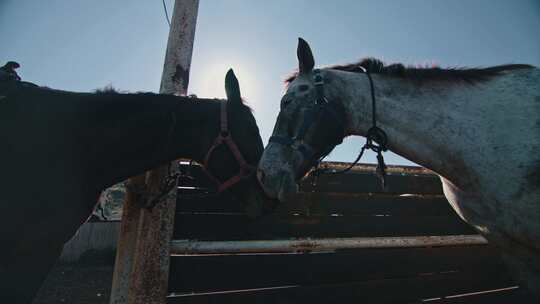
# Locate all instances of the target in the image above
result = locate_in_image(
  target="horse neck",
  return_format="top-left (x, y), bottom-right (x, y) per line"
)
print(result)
top-left (79, 92), bottom-right (221, 189)
top-left (327, 69), bottom-right (490, 188)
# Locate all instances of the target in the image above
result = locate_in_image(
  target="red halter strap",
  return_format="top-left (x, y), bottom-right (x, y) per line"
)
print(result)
top-left (202, 101), bottom-right (256, 193)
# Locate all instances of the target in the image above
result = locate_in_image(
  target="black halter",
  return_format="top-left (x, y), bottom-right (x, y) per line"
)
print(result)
top-left (269, 69), bottom-right (344, 164)
top-left (269, 68), bottom-right (389, 189)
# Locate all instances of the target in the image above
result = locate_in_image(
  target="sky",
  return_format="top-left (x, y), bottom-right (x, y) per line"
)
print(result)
top-left (1, 0), bottom-right (539, 165)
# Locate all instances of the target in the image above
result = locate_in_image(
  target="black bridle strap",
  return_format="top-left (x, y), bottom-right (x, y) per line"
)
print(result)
top-left (362, 66), bottom-right (377, 128)
top-left (268, 69), bottom-right (341, 162)
top-left (295, 107), bottom-right (316, 140)
top-left (314, 68), bottom-right (388, 185)
top-left (269, 67), bottom-right (387, 188)
top-left (269, 135), bottom-right (315, 160)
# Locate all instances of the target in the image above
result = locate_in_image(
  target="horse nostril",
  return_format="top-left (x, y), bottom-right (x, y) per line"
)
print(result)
top-left (257, 169), bottom-right (266, 184)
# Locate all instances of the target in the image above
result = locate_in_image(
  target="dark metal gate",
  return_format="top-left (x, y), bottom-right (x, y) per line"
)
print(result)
top-left (166, 162), bottom-right (532, 303)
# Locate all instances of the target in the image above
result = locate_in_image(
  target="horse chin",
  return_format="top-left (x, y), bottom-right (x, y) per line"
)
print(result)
top-left (277, 175), bottom-right (299, 203)
top-left (242, 182), bottom-right (280, 219)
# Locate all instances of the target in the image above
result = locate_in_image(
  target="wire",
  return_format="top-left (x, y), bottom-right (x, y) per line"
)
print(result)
top-left (162, 0), bottom-right (171, 27)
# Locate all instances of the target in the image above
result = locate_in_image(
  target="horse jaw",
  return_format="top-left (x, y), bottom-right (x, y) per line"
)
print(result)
top-left (258, 142), bottom-right (299, 202)
top-left (239, 178), bottom-right (280, 218)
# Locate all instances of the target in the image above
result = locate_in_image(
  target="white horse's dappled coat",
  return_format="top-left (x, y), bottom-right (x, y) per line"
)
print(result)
top-left (258, 39), bottom-right (540, 296)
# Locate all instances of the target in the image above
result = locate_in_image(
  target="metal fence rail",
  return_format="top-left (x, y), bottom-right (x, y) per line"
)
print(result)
top-left (170, 235), bottom-right (488, 255)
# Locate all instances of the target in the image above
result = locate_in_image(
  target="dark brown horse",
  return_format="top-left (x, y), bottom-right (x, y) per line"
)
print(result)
top-left (0, 70), bottom-right (274, 303)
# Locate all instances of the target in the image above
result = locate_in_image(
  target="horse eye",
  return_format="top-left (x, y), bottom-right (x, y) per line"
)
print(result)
top-left (298, 85), bottom-right (309, 92)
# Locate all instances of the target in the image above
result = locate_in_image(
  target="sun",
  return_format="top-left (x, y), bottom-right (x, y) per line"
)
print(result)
top-left (189, 59), bottom-right (259, 102)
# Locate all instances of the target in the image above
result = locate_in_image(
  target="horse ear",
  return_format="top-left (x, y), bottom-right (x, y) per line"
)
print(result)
top-left (225, 69), bottom-right (242, 106)
top-left (297, 37), bottom-right (315, 74)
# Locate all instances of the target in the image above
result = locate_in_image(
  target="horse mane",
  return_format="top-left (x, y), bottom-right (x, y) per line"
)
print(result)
top-left (92, 85), bottom-right (253, 111)
top-left (94, 86), bottom-right (154, 95)
top-left (285, 58), bottom-right (534, 84)
top-left (94, 85), bottom-right (119, 94)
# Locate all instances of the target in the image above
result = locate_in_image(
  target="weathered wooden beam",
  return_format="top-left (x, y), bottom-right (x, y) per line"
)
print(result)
top-left (110, 1), bottom-right (199, 304)
top-left (110, 174), bottom-right (146, 304)
top-left (174, 161), bottom-right (444, 195)
top-left (300, 170), bottom-right (443, 194)
top-left (173, 213), bottom-right (477, 240)
top-left (170, 235), bottom-right (488, 255)
top-left (167, 270), bottom-right (521, 304)
top-left (176, 191), bottom-right (455, 216)
top-left (167, 245), bottom-right (506, 293)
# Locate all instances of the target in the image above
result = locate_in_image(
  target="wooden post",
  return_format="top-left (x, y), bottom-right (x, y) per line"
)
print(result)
top-left (110, 1), bottom-right (199, 303)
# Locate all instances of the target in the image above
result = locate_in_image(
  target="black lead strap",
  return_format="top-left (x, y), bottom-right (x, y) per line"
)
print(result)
top-left (313, 67), bottom-right (388, 190)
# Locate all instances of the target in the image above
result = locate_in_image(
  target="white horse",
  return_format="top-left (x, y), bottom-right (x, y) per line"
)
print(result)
top-left (257, 38), bottom-right (540, 297)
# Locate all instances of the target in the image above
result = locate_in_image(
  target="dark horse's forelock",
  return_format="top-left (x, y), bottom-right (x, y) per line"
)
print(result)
top-left (285, 57), bottom-right (534, 85)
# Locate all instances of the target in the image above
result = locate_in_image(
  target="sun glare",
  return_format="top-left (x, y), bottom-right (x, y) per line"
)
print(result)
top-left (190, 60), bottom-right (259, 103)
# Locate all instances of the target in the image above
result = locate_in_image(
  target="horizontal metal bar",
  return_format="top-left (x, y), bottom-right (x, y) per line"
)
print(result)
top-left (317, 161), bottom-right (436, 175)
top-left (170, 235), bottom-right (488, 255)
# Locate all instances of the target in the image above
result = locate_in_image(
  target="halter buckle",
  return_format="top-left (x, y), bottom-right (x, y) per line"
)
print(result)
top-left (315, 96), bottom-right (328, 105)
top-left (313, 69), bottom-right (324, 86)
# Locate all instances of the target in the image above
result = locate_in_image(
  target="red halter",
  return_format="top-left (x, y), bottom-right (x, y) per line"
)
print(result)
top-left (202, 101), bottom-right (256, 193)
